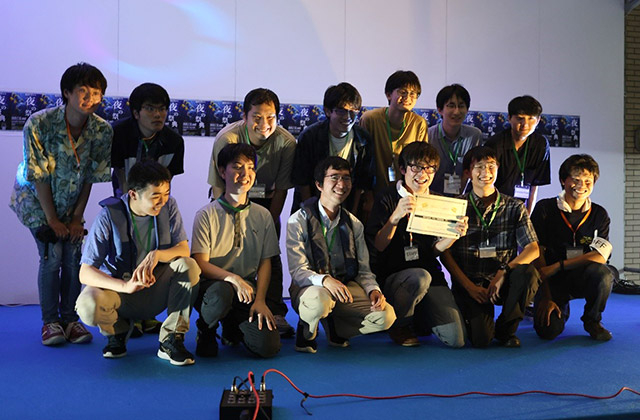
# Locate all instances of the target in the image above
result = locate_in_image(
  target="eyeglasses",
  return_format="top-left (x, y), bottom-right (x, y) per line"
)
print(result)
top-left (397, 89), bottom-right (419, 99)
top-left (325, 174), bottom-right (352, 184)
top-left (472, 163), bottom-right (498, 171)
top-left (408, 164), bottom-right (437, 174)
top-left (142, 104), bottom-right (168, 113)
top-left (444, 102), bottom-right (468, 110)
top-left (333, 108), bottom-right (359, 119)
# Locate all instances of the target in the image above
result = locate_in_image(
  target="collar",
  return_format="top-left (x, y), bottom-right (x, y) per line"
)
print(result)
top-left (396, 181), bottom-right (413, 198)
top-left (556, 190), bottom-right (591, 213)
top-left (318, 200), bottom-right (340, 230)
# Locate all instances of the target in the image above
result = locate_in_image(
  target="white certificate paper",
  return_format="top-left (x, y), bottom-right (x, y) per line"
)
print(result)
top-left (406, 194), bottom-right (467, 239)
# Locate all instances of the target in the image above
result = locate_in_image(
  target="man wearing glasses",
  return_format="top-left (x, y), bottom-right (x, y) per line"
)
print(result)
top-left (428, 84), bottom-right (483, 196)
top-left (366, 142), bottom-right (468, 347)
top-left (360, 70), bottom-right (428, 193)
top-left (441, 146), bottom-right (540, 348)
top-left (291, 82), bottom-right (375, 219)
top-left (287, 157), bottom-right (396, 353)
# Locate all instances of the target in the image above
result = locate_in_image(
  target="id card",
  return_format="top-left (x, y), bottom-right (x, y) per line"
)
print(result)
top-left (566, 246), bottom-right (583, 260)
top-left (514, 184), bottom-right (531, 199)
top-left (248, 183), bottom-right (266, 199)
top-left (388, 165), bottom-right (396, 182)
top-left (404, 246), bottom-right (419, 261)
top-left (443, 173), bottom-right (461, 195)
top-left (478, 246), bottom-right (497, 259)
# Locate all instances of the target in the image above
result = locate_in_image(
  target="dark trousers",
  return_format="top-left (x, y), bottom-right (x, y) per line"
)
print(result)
top-left (453, 264), bottom-right (540, 348)
top-left (533, 262), bottom-right (613, 340)
top-left (195, 279), bottom-right (281, 358)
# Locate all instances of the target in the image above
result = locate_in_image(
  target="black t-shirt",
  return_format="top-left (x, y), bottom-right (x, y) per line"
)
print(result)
top-left (530, 197), bottom-right (610, 264)
top-left (365, 184), bottom-right (447, 288)
top-left (485, 130), bottom-right (551, 196)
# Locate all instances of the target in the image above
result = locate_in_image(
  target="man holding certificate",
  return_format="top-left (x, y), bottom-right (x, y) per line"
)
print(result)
top-left (441, 146), bottom-right (540, 348)
top-left (366, 142), bottom-right (468, 347)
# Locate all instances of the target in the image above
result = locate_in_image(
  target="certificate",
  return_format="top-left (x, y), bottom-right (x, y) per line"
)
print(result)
top-left (406, 194), bottom-right (467, 239)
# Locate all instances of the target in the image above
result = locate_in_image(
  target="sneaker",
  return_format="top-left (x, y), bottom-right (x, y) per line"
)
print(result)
top-left (42, 322), bottom-right (66, 346)
top-left (103, 333), bottom-right (127, 358)
top-left (294, 320), bottom-right (317, 353)
top-left (130, 321), bottom-right (143, 338)
top-left (523, 303), bottom-right (535, 321)
top-left (321, 317), bottom-right (349, 348)
top-left (142, 318), bottom-right (162, 334)
top-left (388, 325), bottom-right (420, 347)
top-left (64, 321), bottom-right (93, 344)
top-left (584, 321), bottom-right (612, 341)
top-left (496, 334), bottom-right (521, 348)
top-left (158, 333), bottom-right (195, 366)
top-left (220, 320), bottom-right (242, 347)
top-left (274, 315), bottom-right (295, 338)
top-left (195, 319), bottom-right (218, 358)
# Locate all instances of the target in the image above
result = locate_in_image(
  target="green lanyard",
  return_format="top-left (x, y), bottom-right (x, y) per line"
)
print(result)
top-left (469, 192), bottom-right (501, 231)
top-left (243, 125), bottom-right (259, 166)
top-left (217, 196), bottom-right (250, 213)
top-left (319, 215), bottom-right (338, 252)
top-left (512, 138), bottom-right (530, 184)
top-left (217, 197), bottom-right (250, 248)
top-left (131, 215), bottom-right (154, 254)
top-left (385, 108), bottom-right (406, 154)
top-left (438, 123), bottom-right (462, 165)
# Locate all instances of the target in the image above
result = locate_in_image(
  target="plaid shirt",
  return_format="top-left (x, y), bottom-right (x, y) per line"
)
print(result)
top-left (449, 190), bottom-right (538, 283)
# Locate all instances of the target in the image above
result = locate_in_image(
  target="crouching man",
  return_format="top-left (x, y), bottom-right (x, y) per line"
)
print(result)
top-left (76, 160), bottom-right (200, 365)
top-left (287, 156), bottom-right (396, 353)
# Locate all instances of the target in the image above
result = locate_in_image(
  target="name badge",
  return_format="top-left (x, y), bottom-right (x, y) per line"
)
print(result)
top-left (566, 246), bottom-right (583, 260)
top-left (478, 246), bottom-right (497, 259)
top-left (404, 246), bottom-right (419, 261)
top-left (388, 165), bottom-right (396, 182)
top-left (513, 184), bottom-right (531, 199)
top-left (443, 173), bottom-right (461, 195)
top-left (248, 183), bottom-right (266, 199)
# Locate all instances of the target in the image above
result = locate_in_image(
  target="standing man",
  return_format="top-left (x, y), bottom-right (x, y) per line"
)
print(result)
top-left (532, 155), bottom-right (614, 341)
top-left (76, 160), bottom-right (200, 365)
top-left (111, 83), bottom-right (184, 196)
top-left (291, 82), bottom-right (375, 218)
top-left (192, 143), bottom-right (281, 358)
top-left (428, 84), bottom-right (482, 196)
top-left (360, 70), bottom-right (428, 192)
top-left (207, 88), bottom-right (296, 337)
top-left (485, 95), bottom-right (550, 213)
top-left (287, 157), bottom-right (396, 353)
top-left (441, 146), bottom-right (540, 348)
top-left (10, 63), bottom-right (112, 346)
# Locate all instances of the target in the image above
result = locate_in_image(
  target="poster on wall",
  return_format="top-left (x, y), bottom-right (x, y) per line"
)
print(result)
top-left (97, 96), bottom-right (129, 125)
top-left (209, 101), bottom-right (242, 137)
top-left (0, 92), bottom-right (11, 130)
top-left (179, 99), bottom-right (209, 137)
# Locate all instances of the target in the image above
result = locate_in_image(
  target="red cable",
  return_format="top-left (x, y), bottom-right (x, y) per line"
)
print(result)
top-left (247, 371), bottom-right (260, 420)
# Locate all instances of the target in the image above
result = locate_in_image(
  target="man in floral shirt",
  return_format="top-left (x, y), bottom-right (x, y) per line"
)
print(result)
top-left (10, 63), bottom-right (113, 346)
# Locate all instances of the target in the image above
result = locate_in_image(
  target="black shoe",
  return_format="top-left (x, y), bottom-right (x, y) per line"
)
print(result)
top-left (321, 317), bottom-right (349, 348)
top-left (130, 321), bottom-right (143, 338)
top-left (294, 320), bottom-right (317, 353)
top-left (195, 319), bottom-right (218, 358)
top-left (274, 315), bottom-right (295, 338)
top-left (158, 333), bottom-right (195, 366)
top-left (584, 321), bottom-right (612, 341)
top-left (496, 335), bottom-right (521, 348)
top-left (103, 333), bottom-right (127, 358)
top-left (221, 320), bottom-right (242, 347)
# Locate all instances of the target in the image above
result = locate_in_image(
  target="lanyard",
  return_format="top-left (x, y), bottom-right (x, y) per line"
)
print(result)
top-left (218, 196), bottom-right (250, 248)
top-left (64, 118), bottom-right (82, 168)
top-left (469, 193), bottom-right (501, 241)
top-left (131, 215), bottom-right (154, 254)
top-left (319, 215), bottom-right (338, 252)
top-left (438, 123), bottom-right (462, 165)
top-left (512, 139), bottom-right (530, 184)
top-left (385, 108), bottom-right (406, 154)
top-left (243, 125), bottom-right (260, 166)
top-left (560, 207), bottom-right (592, 247)
top-left (217, 196), bottom-right (250, 213)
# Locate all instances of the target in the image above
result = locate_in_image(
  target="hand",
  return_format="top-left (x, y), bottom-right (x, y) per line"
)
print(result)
top-left (249, 300), bottom-right (275, 331)
top-left (131, 250), bottom-right (158, 287)
top-left (48, 218), bottom-right (69, 240)
top-left (322, 276), bottom-right (353, 303)
top-left (224, 274), bottom-right (255, 304)
top-left (535, 299), bottom-right (562, 327)
top-left (389, 196), bottom-right (416, 225)
top-left (67, 220), bottom-right (85, 243)
top-left (454, 216), bottom-right (469, 237)
top-left (466, 283), bottom-right (489, 304)
top-left (488, 271), bottom-right (506, 304)
top-left (369, 290), bottom-right (386, 311)
top-left (121, 276), bottom-right (146, 294)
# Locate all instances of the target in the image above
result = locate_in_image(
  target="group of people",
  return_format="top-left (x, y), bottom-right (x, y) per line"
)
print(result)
top-left (10, 62), bottom-right (614, 367)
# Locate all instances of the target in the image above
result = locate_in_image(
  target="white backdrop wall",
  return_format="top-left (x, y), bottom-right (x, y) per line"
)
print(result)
top-left (0, 0), bottom-right (624, 304)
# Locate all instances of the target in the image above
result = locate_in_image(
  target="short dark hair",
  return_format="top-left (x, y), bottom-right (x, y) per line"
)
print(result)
top-left (436, 84), bottom-right (471, 110)
top-left (399, 142), bottom-right (440, 171)
top-left (127, 160), bottom-right (171, 192)
top-left (217, 143), bottom-right (257, 170)
top-left (60, 63), bottom-right (107, 104)
top-left (508, 95), bottom-right (543, 118)
top-left (129, 83), bottom-right (170, 113)
top-left (558, 154), bottom-right (600, 184)
top-left (243, 88), bottom-right (280, 116)
top-left (384, 70), bottom-right (421, 96)
top-left (314, 156), bottom-right (352, 187)
top-left (462, 146), bottom-right (498, 172)
top-left (323, 82), bottom-right (362, 111)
